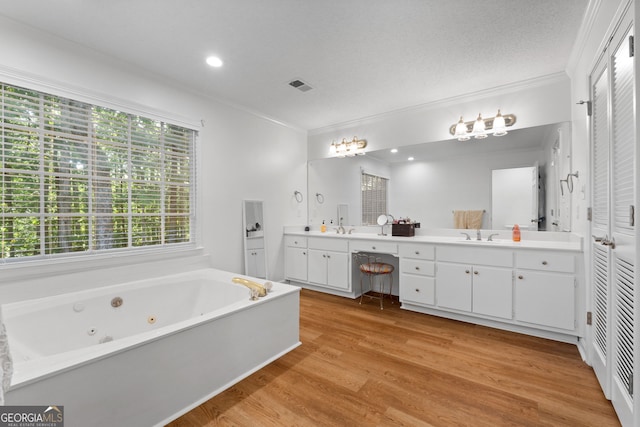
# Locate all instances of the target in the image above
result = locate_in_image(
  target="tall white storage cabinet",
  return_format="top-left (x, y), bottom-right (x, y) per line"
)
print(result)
top-left (589, 3), bottom-right (638, 425)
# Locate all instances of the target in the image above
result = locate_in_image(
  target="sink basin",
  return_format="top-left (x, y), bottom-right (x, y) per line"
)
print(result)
top-left (459, 239), bottom-right (506, 244)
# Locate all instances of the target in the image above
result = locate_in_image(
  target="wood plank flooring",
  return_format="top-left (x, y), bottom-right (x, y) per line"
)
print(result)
top-left (168, 289), bottom-right (620, 426)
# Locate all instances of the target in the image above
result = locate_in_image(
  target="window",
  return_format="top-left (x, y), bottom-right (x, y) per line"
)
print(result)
top-left (361, 172), bottom-right (388, 225)
top-left (0, 83), bottom-right (195, 260)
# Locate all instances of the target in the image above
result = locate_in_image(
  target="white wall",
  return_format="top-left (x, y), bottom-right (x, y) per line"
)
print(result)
top-left (0, 15), bottom-right (307, 300)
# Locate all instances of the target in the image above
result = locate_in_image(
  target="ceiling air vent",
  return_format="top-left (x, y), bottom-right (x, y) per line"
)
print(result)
top-left (288, 79), bottom-right (313, 92)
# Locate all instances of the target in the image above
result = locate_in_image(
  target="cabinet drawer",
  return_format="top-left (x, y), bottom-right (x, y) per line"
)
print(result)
top-left (285, 235), bottom-right (307, 248)
top-left (308, 237), bottom-right (348, 252)
top-left (401, 275), bottom-right (435, 306)
top-left (351, 240), bottom-right (398, 254)
top-left (438, 245), bottom-right (513, 267)
top-left (399, 244), bottom-right (435, 260)
top-left (400, 259), bottom-right (435, 276)
top-left (516, 251), bottom-right (575, 273)
top-left (245, 237), bottom-right (264, 250)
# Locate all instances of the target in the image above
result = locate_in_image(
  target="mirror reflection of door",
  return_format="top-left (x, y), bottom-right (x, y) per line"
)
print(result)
top-left (492, 166), bottom-right (539, 231)
top-left (242, 200), bottom-right (267, 279)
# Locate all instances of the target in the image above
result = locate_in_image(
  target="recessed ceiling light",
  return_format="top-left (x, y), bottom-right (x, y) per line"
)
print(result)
top-left (408, 157), bottom-right (414, 161)
top-left (390, 149), bottom-right (398, 153)
top-left (206, 56), bottom-right (223, 68)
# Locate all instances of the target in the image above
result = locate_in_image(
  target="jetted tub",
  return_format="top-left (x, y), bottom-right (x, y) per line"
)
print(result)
top-left (3, 268), bottom-right (301, 426)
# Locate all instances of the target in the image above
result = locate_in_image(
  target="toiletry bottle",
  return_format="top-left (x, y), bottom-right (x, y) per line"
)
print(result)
top-left (512, 224), bottom-right (521, 242)
top-left (321, 220), bottom-right (327, 233)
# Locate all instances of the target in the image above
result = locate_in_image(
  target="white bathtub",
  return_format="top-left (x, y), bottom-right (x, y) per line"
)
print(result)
top-left (3, 268), bottom-right (301, 426)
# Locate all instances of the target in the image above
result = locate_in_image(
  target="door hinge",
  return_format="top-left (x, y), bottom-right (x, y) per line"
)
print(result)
top-left (587, 207), bottom-right (592, 221)
top-left (630, 35), bottom-right (635, 57)
top-left (630, 205), bottom-right (635, 227)
top-left (586, 311), bottom-right (592, 325)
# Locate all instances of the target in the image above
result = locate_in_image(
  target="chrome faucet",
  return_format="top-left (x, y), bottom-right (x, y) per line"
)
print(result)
top-left (487, 233), bottom-right (499, 241)
top-left (337, 224), bottom-right (346, 234)
top-left (461, 232), bottom-right (471, 240)
top-left (476, 229), bottom-right (482, 241)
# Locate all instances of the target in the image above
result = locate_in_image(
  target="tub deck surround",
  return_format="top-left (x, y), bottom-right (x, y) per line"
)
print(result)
top-left (3, 268), bottom-right (301, 427)
top-left (284, 227), bottom-right (584, 344)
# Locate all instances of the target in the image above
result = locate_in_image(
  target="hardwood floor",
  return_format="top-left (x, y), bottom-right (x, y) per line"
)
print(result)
top-left (168, 289), bottom-right (620, 426)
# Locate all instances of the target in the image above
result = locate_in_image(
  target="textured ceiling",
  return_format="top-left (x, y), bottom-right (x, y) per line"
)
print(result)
top-left (0, 0), bottom-right (588, 130)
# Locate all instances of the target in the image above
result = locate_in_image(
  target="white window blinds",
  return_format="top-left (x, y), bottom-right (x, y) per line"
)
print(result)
top-left (361, 172), bottom-right (388, 225)
top-left (1, 83), bottom-right (195, 260)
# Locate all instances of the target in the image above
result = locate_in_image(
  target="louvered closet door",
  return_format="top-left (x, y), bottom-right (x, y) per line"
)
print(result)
top-left (590, 51), bottom-right (612, 399)
top-left (609, 15), bottom-right (636, 426)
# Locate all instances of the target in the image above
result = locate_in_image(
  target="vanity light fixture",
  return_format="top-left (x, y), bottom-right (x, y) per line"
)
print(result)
top-left (329, 136), bottom-right (367, 157)
top-left (450, 110), bottom-right (516, 141)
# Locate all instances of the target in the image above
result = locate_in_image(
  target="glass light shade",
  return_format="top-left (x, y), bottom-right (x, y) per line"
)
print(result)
top-left (329, 141), bottom-right (337, 155)
top-left (473, 113), bottom-right (487, 139)
top-left (492, 109), bottom-right (507, 136)
top-left (454, 116), bottom-right (470, 141)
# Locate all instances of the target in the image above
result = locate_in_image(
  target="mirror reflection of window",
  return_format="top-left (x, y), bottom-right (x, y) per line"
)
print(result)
top-left (361, 173), bottom-right (388, 225)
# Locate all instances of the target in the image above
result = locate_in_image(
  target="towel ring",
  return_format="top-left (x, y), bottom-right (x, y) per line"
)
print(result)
top-left (316, 193), bottom-right (324, 204)
top-left (293, 191), bottom-right (303, 203)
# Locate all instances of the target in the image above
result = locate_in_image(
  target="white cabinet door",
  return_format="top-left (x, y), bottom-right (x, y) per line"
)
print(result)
top-left (245, 248), bottom-right (265, 278)
top-left (285, 247), bottom-right (307, 282)
top-left (326, 251), bottom-right (350, 290)
top-left (515, 270), bottom-right (575, 330)
top-left (436, 263), bottom-right (472, 312)
top-left (307, 249), bottom-right (327, 285)
top-left (472, 266), bottom-right (513, 319)
top-left (308, 250), bottom-right (350, 290)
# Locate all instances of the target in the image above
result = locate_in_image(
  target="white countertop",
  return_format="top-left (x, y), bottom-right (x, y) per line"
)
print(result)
top-left (284, 228), bottom-right (583, 251)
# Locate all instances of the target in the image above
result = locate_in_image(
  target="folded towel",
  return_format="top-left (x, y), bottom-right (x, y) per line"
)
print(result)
top-left (453, 210), bottom-right (467, 229)
top-left (466, 210), bottom-right (484, 229)
top-left (0, 307), bottom-right (13, 406)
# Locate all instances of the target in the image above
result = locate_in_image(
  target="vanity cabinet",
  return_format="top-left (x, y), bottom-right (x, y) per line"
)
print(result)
top-left (307, 237), bottom-right (350, 290)
top-left (284, 236), bottom-right (307, 282)
top-left (514, 251), bottom-right (576, 331)
top-left (399, 244), bottom-right (436, 306)
top-left (436, 246), bottom-right (513, 319)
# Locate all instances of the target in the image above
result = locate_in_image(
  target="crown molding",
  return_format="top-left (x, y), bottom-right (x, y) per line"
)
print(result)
top-left (566, 0), bottom-right (602, 74)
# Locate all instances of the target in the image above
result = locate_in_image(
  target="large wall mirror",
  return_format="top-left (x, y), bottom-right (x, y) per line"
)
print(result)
top-left (242, 200), bottom-right (267, 278)
top-left (308, 122), bottom-right (571, 231)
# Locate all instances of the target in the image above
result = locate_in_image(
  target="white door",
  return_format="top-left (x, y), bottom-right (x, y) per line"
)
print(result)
top-left (589, 7), bottom-right (636, 424)
top-left (590, 37), bottom-right (612, 399)
top-left (608, 16), bottom-right (636, 425)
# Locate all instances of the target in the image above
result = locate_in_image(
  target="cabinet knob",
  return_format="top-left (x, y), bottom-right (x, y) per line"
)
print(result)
top-left (518, 275), bottom-right (524, 280)
top-left (322, 254), bottom-right (326, 258)
top-left (415, 251), bottom-right (420, 255)
top-left (542, 261), bottom-right (548, 266)
top-left (474, 270), bottom-right (479, 275)
top-left (303, 251), bottom-right (306, 255)
top-left (415, 266), bottom-right (420, 271)
top-left (327, 255), bottom-right (331, 258)
top-left (415, 288), bottom-right (420, 292)
top-left (294, 241), bottom-right (298, 244)
top-left (372, 246), bottom-right (376, 250)
top-left (465, 269), bottom-right (470, 274)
